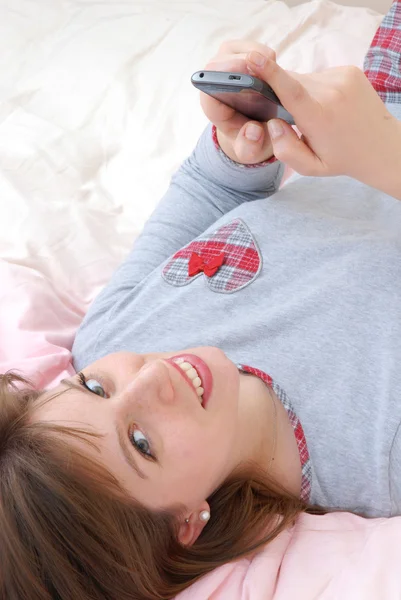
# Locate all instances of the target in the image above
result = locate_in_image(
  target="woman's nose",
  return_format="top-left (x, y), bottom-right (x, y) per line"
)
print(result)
top-left (118, 360), bottom-right (175, 408)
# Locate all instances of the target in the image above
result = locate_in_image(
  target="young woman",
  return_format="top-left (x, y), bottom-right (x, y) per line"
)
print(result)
top-left (1, 2), bottom-right (400, 598)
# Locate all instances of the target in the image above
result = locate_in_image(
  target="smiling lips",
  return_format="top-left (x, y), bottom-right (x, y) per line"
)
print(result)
top-left (173, 359), bottom-right (204, 400)
top-left (165, 354), bottom-right (213, 408)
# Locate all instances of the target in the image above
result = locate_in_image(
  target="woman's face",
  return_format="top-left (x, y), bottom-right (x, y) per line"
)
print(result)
top-left (35, 348), bottom-right (241, 516)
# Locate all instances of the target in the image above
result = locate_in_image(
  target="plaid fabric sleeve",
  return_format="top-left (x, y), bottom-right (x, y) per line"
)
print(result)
top-left (364, 0), bottom-right (401, 104)
top-left (211, 125), bottom-right (278, 168)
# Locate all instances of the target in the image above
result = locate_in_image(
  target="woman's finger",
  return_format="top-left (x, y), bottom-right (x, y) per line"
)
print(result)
top-left (233, 121), bottom-right (270, 164)
top-left (205, 46), bottom-right (277, 81)
top-left (218, 40), bottom-right (276, 61)
top-left (267, 119), bottom-right (326, 176)
top-left (246, 52), bottom-right (317, 124)
top-left (200, 92), bottom-right (248, 138)
top-left (205, 57), bottom-right (253, 76)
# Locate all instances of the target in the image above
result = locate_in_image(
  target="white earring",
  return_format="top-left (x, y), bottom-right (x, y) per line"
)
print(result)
top-left (184, 511), bottom-right (210, 524)
top-left (199, 510), bottom-right (210, 522)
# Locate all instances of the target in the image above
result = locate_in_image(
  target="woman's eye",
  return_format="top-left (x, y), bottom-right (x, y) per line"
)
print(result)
top-left (85, 379), bottom-right (106, 398)
top-left (78, 373), bottom-right (107, 398)
top-left (129, 427), bottom-right (152, 458)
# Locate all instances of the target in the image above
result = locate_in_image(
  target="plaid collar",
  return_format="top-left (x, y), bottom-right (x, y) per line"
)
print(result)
top-left (237, 363), bottom-right (312, 502)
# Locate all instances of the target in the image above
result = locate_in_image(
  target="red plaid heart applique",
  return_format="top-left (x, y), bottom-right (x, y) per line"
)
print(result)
top-left (162, 218), bottom-right (262, 293)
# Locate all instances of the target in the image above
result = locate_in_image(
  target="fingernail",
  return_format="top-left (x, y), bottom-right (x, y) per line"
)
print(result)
top-left (245, 123), bottom-right (262, 141)
top-left (268, 120), bottom-right (284, 139)
top-left (248, 51), bottom-right (266, 68)
top-left (246, 65), bottom-right (257, 76)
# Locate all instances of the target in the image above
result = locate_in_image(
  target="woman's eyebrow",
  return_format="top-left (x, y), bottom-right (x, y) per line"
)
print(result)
top-left (60, 378), bottom-right (148, 480)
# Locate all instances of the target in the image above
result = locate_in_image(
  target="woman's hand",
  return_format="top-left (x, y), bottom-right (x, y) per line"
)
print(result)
top-left (246, 51), bottom-right (401, 188)
top-left (200, 41), bottom-right (277, 165)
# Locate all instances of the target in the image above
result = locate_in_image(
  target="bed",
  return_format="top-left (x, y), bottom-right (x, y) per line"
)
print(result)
top-left (1, 0), bottom-right (400, 597)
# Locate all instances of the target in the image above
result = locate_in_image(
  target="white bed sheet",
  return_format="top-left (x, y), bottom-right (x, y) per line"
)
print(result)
top-left (0, 0), bottom-right (384, 313)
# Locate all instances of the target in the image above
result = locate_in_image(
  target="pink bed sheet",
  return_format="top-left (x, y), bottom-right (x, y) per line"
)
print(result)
top-left (176, 511), bottom-right (401, 600)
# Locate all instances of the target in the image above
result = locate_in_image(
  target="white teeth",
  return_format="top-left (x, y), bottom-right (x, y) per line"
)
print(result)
top-left (177, 360), bottom-right (192, 371)
top-left (173, 358), bottom-right (204, 401)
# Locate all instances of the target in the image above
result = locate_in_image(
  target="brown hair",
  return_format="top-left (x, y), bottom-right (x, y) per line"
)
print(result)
top-left (0, 372), bottom-right (325, 600)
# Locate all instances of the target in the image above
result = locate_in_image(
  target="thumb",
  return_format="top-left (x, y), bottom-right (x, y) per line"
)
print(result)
top-left (267, 119), bottom-right (324, 176)
top-left (233, 121), bottom-right (270, 165)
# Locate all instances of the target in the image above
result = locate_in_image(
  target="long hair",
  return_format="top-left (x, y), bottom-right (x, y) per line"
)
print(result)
top-left (0, 372), bottom-right (325, 600)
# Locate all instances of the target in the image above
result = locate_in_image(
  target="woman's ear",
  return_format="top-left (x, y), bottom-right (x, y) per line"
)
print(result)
top-left (177, 501), bottom-right (211, 547)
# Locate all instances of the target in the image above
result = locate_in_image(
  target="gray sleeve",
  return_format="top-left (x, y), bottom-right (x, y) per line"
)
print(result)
top-left (390, 421), bottom-right (401, 516)
top-left (77, 125), bottom-right (284, 324)
top-left (106, 124), bottom-right (283, 287)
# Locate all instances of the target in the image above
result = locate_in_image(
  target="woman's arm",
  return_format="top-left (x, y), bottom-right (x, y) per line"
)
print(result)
top-left (108, 41), bottom-right (290, 290)
top-left (109, 124), bottom-right (283, 289)
top-left (73, 120), bottom-right (283, 346)
top-left (79, 43), bottom-right (285, 325)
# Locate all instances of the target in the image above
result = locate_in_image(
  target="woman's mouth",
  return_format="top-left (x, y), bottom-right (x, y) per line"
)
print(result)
top-left (165, 354), bottom-right (213, 408)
